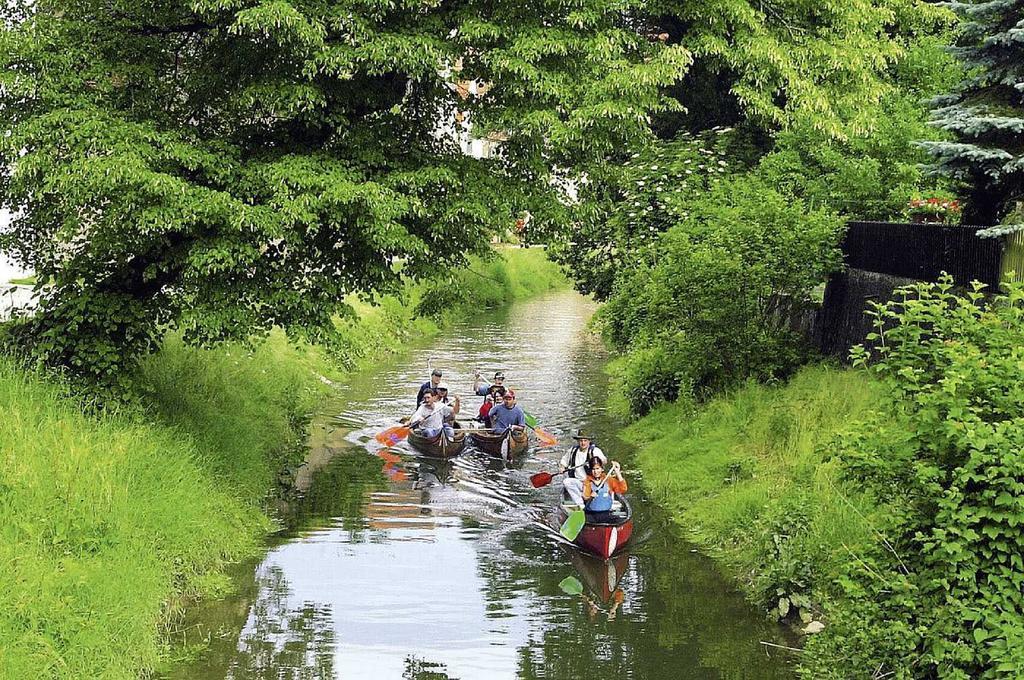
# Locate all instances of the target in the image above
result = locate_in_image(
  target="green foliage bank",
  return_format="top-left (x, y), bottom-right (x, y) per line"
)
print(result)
top-left (0, 249), bottom-right (564, 679)
top-left (630, 279), bottom-right (1024, 678)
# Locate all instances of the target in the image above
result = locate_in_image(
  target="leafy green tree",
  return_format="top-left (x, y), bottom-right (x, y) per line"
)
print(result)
top-left (553, 128), bottom-right (740, 299)
top-left (551, 0), bottom-right (953, 302)
top-left (652, 0), bottom-right (948, 138)
top-left (921, 0), bottom-right (1024, 224)
top-left (758, 38), bottom-right (962, 221)
top-left (0, 0), bottom-right (687, 388)
top-left (600, 176), bottom-right (842, 415)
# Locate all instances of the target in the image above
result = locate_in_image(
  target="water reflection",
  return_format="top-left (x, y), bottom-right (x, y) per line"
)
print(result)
top-left (229, 567), bottom-right (337, 680)
top-left (167, 291), bottom-right (793, 679)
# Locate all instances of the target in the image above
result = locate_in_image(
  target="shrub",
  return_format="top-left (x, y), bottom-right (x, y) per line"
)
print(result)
top-left (601, 176), bottom-right (841, 415)
top-left (804, 277), bottom-right (1024, 679)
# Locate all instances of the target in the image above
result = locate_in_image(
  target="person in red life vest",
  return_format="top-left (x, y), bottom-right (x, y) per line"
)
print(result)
top-left (477, 394), bottom-right (495, 426)
top-left (582, 458), bottom-right (627, 520)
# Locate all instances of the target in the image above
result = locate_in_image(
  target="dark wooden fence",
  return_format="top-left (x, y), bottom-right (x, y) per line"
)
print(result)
top-left (841, 221), bottom-right (1004, 287)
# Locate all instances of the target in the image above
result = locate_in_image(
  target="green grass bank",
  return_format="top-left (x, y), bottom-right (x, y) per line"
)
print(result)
top-left (0, 248), bottom-right (566, 679)
top-left (625, 365), bottom-right (885, 629)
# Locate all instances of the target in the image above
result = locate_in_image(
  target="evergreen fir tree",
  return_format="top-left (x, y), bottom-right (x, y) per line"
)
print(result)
top-left (921, 0), bottom-right (1024, 224)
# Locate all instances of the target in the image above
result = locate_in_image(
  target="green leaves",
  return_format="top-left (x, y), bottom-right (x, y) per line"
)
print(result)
top-left (0, 0), bottom-right (683, 388)
top-left (597, 172), bottom-right (842, 415)
top-left (661, 0), bottom-right (945, 138)
top-left (813, 278), bottom-right (1024, 678)
top-left (920, 0), bottom-right (1024, 223)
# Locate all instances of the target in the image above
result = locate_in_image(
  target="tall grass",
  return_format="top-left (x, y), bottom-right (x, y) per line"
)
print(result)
top-left (135, 331), bottom-right (337, 503)
top-left (0, 362), bottom-right (265, 679)
top-left (412, 247), bottom-right (569, 326)
top-left (626, 365), bottom-right (888, 612)
top-left (0, 247), bottom-right (566, 679)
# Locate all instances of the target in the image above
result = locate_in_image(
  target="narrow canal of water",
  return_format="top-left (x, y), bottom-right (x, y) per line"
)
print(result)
top-left (167, 290), bottom-right (794, 679)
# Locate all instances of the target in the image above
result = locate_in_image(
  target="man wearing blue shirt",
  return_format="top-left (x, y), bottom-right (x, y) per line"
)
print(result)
top-left (490, 390), bottom-right (526, 434)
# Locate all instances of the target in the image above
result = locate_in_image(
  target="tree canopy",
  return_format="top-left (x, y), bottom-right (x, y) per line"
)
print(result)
top-left (0, 0), bottom-right (688, 387)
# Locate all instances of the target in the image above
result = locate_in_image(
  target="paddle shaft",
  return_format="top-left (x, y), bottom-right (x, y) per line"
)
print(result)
top-left (530, 461), bottom-right (587, 488)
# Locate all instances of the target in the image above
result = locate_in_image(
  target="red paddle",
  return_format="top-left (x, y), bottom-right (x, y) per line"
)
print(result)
top-left (375, 424), bottom-right (412, 446)
top-left (530, 470), bottom-right (557, 487)
top-left (530, 462), bottom-right (586, 488)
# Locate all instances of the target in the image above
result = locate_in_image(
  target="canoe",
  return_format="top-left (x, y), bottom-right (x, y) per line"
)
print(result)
top-left (557, 493), bottom-right (633, 560)
top-left (469, 428), bottom-right (529, 459)
top-left (407, 421), bottom-right (467, 458)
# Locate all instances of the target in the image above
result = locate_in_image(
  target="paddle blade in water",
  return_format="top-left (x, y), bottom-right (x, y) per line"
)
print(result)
top-left (560, 510), bottom-right (586, 541)
top-left (530, 471), bottom-right (554, 488)
top-left (558, 576), bottom-right (584, 596)
top-left (534, 427), bottom-right (557, 447)
top-left (375, 426), bottom-right (411, 446)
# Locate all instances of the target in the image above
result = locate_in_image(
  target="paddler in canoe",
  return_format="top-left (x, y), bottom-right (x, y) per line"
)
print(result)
top-left (416, 368), bottom-right (444, 407)
top-left (406, 388), bottom-right (460, 441)
top-left (555, 455), bottom-right (633, 559)
top-left (561, 429), bottom-right (607, 509)
top-left (488, 389), bottom-right (525, 434)
top-left (474, 370), bottom-right (508, 402)
top-left (582, 457), bottom-right (628, 520)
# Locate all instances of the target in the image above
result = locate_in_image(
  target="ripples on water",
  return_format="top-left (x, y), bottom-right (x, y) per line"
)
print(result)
top-left (167, 291), bottom-right (794, 680)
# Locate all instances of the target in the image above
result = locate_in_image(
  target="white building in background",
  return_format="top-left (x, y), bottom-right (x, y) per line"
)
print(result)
top-left (434, 62), bottom-right (508, 161)
top-left (0, 209), bottom-right (36, 319)
top-left (449, 79), bottom-right (507, 159)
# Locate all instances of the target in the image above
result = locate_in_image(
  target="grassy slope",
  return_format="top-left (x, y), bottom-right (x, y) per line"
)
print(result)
top-left (0, 248), bottom-right (566, 679)
top-left (625, 365), bottom-right (888, 619)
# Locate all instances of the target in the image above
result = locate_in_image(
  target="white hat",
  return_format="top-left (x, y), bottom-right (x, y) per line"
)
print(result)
top-left (436, 382), bottom-right (449, 391)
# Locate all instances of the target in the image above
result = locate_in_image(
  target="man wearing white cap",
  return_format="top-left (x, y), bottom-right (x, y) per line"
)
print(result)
top-left (561, 429), bottom-right (606, 508)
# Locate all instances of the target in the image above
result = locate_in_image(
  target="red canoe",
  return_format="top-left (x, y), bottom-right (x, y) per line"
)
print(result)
top-left (557, 494), bottom-right (633, 560)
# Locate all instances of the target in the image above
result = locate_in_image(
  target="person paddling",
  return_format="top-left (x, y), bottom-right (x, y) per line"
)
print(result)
top-left (489, 389), bottom-right (525, 434)
top-left (407, 389), bottom-right (456, 440)
top-left (561, 429), bottom-right (606, 508)
top-left (416, 368), bottom-right (443, 407)
top-left (583, 458), bottom-right (627, 520)
top-left (477, 394), bottom-right (495, 427)
top-left (435, 383), bottom-right (460, 425)
top-left (474, 370), bottom-right (508, 401)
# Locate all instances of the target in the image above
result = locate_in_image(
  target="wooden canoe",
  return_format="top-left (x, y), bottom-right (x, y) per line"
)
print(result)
top-left (468, 428), bottom-right (529, 459)
top-left (407, 421), bottom-right (467, 459)
top-left (557, 494), bottom-right (633, 560)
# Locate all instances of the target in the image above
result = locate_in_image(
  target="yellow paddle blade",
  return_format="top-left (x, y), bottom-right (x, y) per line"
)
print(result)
top-left (534, 427), bottom-right (557, 447)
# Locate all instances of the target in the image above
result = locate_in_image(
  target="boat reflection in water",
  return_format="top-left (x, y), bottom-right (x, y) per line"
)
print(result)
top-left (563, 550), bottom-right (632, 622)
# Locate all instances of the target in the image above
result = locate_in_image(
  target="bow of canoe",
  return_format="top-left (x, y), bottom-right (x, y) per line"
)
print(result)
top-left (407, 422), bottom-right (467, 458)
top-left (468, 429), bottom-right (529, 458)
top-left (557, 494), bottom-right (633, 560)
